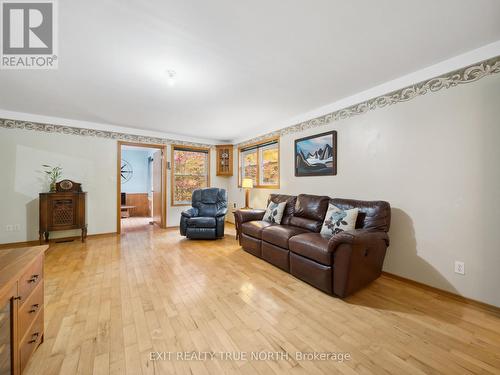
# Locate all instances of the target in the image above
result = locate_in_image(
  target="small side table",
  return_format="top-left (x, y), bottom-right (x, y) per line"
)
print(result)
top-left (121, 205), bottom-right (136, 218)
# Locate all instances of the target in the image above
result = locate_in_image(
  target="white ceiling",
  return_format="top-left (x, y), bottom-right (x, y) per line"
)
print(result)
top-left (1, 0), bottom-right (500, 143)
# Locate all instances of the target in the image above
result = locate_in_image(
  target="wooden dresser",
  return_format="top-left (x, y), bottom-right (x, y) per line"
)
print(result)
top-left (0, 245), bottom-right (47, 374)
top-left (39, 190), bottom-right (87, 243)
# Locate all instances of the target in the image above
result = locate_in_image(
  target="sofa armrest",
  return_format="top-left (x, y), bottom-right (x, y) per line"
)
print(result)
top-left (328, 229), bottom-right (389, 252)
top-left (234, 209), bottom-right (265, 223)
top-left (234, 209), bottom-right (266, 244)
top-left (216, 207), bottom-right (228, 217)
top-left (181, 207), bottom-right (199, 218)
top-left (327, 229), bottom-right (390, 298)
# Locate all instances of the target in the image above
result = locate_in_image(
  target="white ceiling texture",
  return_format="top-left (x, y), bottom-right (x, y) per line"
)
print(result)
top-left (1, 0), bottom-right (499, 142)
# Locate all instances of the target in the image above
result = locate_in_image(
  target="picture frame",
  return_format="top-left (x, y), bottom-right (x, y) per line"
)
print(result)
top-left (294, 130), bottom-right (337, 177)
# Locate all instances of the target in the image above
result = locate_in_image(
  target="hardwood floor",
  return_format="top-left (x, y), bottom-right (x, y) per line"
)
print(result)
top-left (121, 217), bottom-right (153, 233)
top-left (24, 224), bottom-right (500, 375)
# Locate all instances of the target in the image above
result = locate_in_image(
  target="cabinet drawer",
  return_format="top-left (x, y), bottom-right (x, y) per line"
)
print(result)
top-left (19, 309), bottom-right (43, 373)
top-left (18, 255), bottom-right (43, 306)
top-left (18, 281), bottom-right (44, 340)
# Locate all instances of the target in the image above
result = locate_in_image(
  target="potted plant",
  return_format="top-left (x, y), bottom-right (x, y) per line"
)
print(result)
top-left (42, 165), bottom-right (63, 192)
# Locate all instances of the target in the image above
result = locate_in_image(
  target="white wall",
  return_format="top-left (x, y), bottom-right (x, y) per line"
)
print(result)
top-left (0, 129), bottom-right (228, 241)
top-left (227, 74), bottom-right (500, 307)
top-left (0, 129), bottom-right (117, 242)
top-left (121, 148), bottom-right (154, 193)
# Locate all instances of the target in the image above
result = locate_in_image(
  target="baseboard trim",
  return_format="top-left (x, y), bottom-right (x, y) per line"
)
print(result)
top-left (0, 232), bottom-right (117, 249)
top-left (381, 271), bottom-right (500, 314)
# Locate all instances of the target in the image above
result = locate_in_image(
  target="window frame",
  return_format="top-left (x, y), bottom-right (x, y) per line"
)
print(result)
top-left (240, 147), bottom-right (258, 186)
top-left (171, 145), bottom-right (211, 206)
top-left (238, 137), bottom-right (280, 189)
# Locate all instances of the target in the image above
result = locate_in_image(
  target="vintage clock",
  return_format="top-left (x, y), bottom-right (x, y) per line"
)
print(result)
top-left (56, 179), bottom-right (82, 192)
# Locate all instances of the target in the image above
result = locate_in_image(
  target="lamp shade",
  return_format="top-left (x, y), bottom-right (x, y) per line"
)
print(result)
top-left (242, 178), bottom-right (253, 188)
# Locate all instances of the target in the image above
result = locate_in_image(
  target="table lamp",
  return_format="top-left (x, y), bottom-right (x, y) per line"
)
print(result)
top-left (242, 178), bottom-right (253, 209)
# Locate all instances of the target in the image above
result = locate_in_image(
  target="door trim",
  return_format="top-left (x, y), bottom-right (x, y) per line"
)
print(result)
top-left (117, 141), bottom-right (167, 234)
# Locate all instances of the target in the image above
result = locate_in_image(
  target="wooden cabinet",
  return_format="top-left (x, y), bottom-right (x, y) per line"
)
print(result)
top-left (0, 284), bottom-right (16, 375)
top-left (216, 145), bottom-right (233, 176)
top-left (0, 245), bottom-right (47, 374)
top-left (39, 191), bottom-right (87, 243)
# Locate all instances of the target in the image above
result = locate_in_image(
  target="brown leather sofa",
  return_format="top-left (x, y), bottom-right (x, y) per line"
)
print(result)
top-left (235, 194), bottom-right (391, 297)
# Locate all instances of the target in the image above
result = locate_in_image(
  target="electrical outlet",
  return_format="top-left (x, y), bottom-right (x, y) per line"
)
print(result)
top-left (5, 224), bottom-right (13, 232)
top-left (454, 261), bottom-right (465, 275)
top-left (233, 202), bottom-right (236, 208)
top-left (14, 224), bottom-right (21, 232)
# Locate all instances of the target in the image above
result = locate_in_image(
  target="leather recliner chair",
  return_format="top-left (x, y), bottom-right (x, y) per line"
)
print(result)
top-left (180, 188), bottom-right (228, 239)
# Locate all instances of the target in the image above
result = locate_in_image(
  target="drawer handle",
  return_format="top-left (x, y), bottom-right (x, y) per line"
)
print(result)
top-left (13, 296), bottom-right (21, 301)
top-left (28, 275), bottom-right (39, 283)
top-left (29, 304), bottom-right (40, 313)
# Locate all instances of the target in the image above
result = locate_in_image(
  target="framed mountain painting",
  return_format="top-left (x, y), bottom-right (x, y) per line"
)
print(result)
top-left (295, 131), bottom-right (337, 176)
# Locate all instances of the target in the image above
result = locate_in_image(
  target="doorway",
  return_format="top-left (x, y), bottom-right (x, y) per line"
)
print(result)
top-left (117, 141), bottom-right (167, 234)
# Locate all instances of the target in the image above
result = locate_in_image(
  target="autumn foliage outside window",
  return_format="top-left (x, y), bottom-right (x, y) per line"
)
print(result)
top-left (239, 140), bottom-right (279, 188)
top-left (241, 149), bottom-right (258, 185)
top-left (173, 147), bottom-right (209, 205)
top-left (260, 144), bottom-right (279, 186)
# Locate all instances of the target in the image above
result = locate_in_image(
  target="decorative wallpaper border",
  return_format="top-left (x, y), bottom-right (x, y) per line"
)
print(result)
top-left (0, 118), bottom-right (214, 148)
top-left (237, 56), bottom-right (500, 146)
top-left (1, 56), bottom-right (499, 148)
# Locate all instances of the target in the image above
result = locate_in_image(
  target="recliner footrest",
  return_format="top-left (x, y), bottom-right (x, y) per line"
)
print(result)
top-left (186, 227), bottom-right (217, 239)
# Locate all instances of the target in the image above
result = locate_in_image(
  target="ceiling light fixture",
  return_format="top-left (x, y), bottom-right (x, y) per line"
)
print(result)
top-left (166, 70), bottom-right (176, 87)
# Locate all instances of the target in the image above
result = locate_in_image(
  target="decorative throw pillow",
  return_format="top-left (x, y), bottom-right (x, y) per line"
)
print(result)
top-left (262, 201), bottom-right (287, 224)
top-left (320, 204), bottom-right (359, 237)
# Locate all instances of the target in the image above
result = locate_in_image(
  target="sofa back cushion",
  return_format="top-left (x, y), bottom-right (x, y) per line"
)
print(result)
top-left (289, 194), bottom-right (330, 232)
top-left (330, 198), bottom-right (391, 232)
top-left (192, 188), bottom-right (227, 217)
top-left (267, 194), bottom-right (297, 225)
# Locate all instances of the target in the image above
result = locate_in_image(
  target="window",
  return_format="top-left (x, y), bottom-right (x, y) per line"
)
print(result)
top-left (239, 139), bottom-right (279, 188)
top-left (172, 146), bottom-right (210, 205)
top-left (241, 148), bottom-right (258, 185)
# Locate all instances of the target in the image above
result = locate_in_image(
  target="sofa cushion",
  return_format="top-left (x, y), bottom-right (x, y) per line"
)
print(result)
top-left (191, 188), bottom-right (228, 217)
top-left (262, 201), bottom-right (287, 224)
top-left (268, 194), bottom-right (297, 225)
top-left (241, 220), bottom-right (275, 239)
top-left (289, 233), bottom-right (332, 266)
top-left (261, 225), bottom-right (309, 249)
top-left (187, 217), bottom-right (216, 228)
top-left (262, 241), bottom-right (290, 271)
top-left (287, 217), bottom-right (320, 232)
top-left (320, 204), bottom-right (359, 237)
top-left (289, 194), bottom-right (330, 232)
top-left (241, 233), bottom-right (262, 258)
top-left (330, 198), bottom-right (391, 232)
top-left (293, 194), bottom-right (330, 221)
top-left (290, 252), bottom-right (333, 294)
top-left (192, 187), bottom-right (219, 204)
